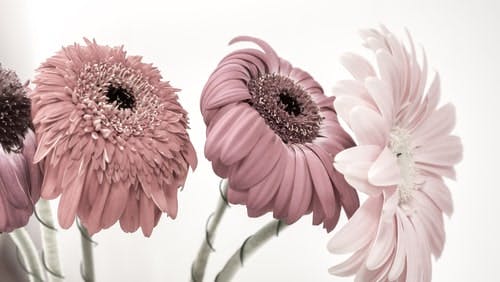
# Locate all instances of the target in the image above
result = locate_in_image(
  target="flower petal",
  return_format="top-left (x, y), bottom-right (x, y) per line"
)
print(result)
top-left (364, 77), bottom-right (394, 125)
top-left (218, 106), bottom-right (267, 165)
top-left (247, 146), bottom-right (286, 212)
top-left (366, 214), bottom-right (396, 270)
top-left (328, 195), bottom-right (382, 254)
top-left (329, 245), bottom-right (370, 276)
top-left (420, 176), bottom-right (453, 216)
top-left (349, 106), bottom-right (389, 146)
top-left (413, 135), bottom-right (462, 167)
top-left (411, 103), bottom-right (456, 146)
top-left (334, 145), bottom-right (381, 175)
top-left (304, 147), bottom-right (335, 219)
top-left (286, 146), bottom-right (313, 223)
top-left (273, 146), bottom-right (297, 219)
top-left (228, 131), bottom-right (281, 190)
top-left (340, 52), bottom-right (376, 81)
top-left (368, 147), bottom-right (401, 186)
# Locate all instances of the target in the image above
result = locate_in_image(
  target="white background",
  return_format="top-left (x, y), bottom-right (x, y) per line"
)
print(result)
top-left (0, 0), bottom-right (498, 281)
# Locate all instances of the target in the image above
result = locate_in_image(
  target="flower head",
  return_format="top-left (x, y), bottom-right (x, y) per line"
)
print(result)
top-left (0, 64), bottom-right (42, 232)
top-left (31, 39), bottom-right (197, 236)
top-left (328, 26), bottom-right (463, 281)
top-left (201, 36), bottom-right (359, 231)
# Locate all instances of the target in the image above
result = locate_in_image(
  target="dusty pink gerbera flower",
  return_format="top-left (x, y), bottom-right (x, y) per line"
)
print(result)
top-left (327, 26), bottom-right (463, 281)
top-left (0, 64), bottom-right (42, 232)
top-left (31, 39), bottom-right (197, 236)
top-left (201, 36), bottom-right (359, 231)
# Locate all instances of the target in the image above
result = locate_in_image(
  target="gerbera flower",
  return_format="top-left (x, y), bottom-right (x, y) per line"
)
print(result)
top-left (201, 36), bottom-right (359, 231)
top-left (327, 26), bottom-right (463, 281)
top-left (0, 64), bottom-right (42, 232)
top-left (31, 39), bottom-right (197, 237)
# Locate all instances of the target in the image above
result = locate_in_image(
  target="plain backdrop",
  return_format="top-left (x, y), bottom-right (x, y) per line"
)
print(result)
top-left (0, 0), bottom-right (498, 281)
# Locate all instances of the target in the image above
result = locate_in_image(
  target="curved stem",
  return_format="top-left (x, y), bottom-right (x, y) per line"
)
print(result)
top-left (191, 179), bottom-right (229, 282)
top-left (215, 220), bottom-right (288, 282)
top-left (78, 223), bottom-right (95, 282)
top-left (35, 199), bottom-right (64, 282)
top-left (9, 228), bottom-right (45, 282)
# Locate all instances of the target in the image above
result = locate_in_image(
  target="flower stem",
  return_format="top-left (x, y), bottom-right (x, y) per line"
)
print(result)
top-left (35, 199), bottom-right (64, 282)
top-left (191, 179), bottom-right (229, 282)
top-left (215, 220), bottom-right (287, 282)
top-left (9, 228), bottom-right (45, 282)
top-left (78, 223), bottom-right (95, 281)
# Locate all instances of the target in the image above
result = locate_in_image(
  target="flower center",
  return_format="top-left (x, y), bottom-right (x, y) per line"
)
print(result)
top-left (279, 91), bottom-right (301, 116)
top-left (247, 73), bottom-right (321, 144)
top-left (76, 62), bottom-right (162, 138)
top-left (0, 67), bottom-right (31, 153)
top-left (389, 127), bottom-right (417, 204)
top-left (106, 85), bottom-right (135, 109)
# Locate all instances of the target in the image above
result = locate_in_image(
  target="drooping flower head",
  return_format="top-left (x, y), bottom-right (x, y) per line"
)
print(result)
top-left (0, 64), bottom-right (42, 232)
top-left (328, 26), bottom-right (463, 281)
top-left (201, 36), bottom-right (359, 231)
top-left (31, 39), bottom-right (197, 237)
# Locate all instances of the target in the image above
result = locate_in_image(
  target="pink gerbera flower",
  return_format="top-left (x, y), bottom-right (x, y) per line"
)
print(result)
top-left (0, 64), bottom-right (42, 232)
top-left (201, 36), bottom-right (359, 231)
top-left (31, 39), bottom-right (197, 236)
top-left (327, 27), bottom-right (463, 281)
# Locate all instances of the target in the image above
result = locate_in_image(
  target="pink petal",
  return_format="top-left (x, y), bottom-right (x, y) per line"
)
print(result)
top-left (218, 106), bottom-right (267, 165)
top-left (420, 176), bottom-right (453, 216)
top-left (364, 77), bottom-right (394, 125)
top-left (304, 147), bottom-right (335, 218)
top-left (366, 215), bottom-right (396, 270)
top-left (388, 216), bottom-right (407, 280)
top-left (139, 193), bottom-right (156, 237)
top-left (85, 180), bottom-right (111, 235)
top-left (329, 245), bottom-right (370, 276)
top-left (308, 143), bottom-right (359, 218)
top-left (349, 106), bottom-right (389, 146)
top-left (247, 146), bottom-right (286, 212)
top-left (120, 187), bottom-right (140, 233)
top-left (228, 131), bottom-right (281, 190)
top-left (368, 147), bottom-right (401, 186)
top-left (229, 36), bottom-right (279, 72)
top-left (165, 187), bottom-right (179, 219)
top-left (413, 135), bottom-right (462, 167)
top-left (101, 183), bottom-right (129, 229)
top-left (286, 146), bottom-right (313, 223)
top-left (328, 195), bottom-right (382, 253)
top-left (204, 105), bottom-right (244, 161)
top-left (334, 145), bottom-right (381, 175)
top-left (273, 146), bottom-right (296, 219)
top-left (227, 187), bottom-right (247, 204)
top-left (57, 172), bottom-right (86, 229)
top-left (334, 95), bottom-right (375, 125)
top-left (411, 103), bottom-right (456, 147)
top-left (340, 52), bottom-right (376, 81)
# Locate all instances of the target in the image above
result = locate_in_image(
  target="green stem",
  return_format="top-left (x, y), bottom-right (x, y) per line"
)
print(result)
top-left (79, 224), bottom-right (95, 281)
top-left (191, 179), bottom-right (229, 282)
top-left (9, 228), bottom-right (45, 282)
top-left (215, 220), bottom-right (287, 282)
top-left (36, 199), bottom-right (64, 282)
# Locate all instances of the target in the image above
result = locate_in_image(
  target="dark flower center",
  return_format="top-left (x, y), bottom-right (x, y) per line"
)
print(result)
top-left (106, 85), bottom-right (135, 109)
top-left (0, 67), bottom-right (31, 153)
top-left (279, 91), bottom-right (301, 116)
top-left (247, 73), bottom-right (321, 144)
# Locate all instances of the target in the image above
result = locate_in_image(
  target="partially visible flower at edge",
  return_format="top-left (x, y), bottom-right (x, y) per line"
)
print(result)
top-left (31, 39), bottom-right (197, 237)
top-left (201, 36), bottom-right (359, 232)
top-left (328, 26), bottom-right (463, 281)
top-left (0, 64), bottom-right (42, 232)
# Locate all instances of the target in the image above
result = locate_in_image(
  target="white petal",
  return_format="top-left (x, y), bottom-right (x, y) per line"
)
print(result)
top-left (368, 147), bottom-right (401, 186)
top-left (349, 106), bottom-right (389, 146)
